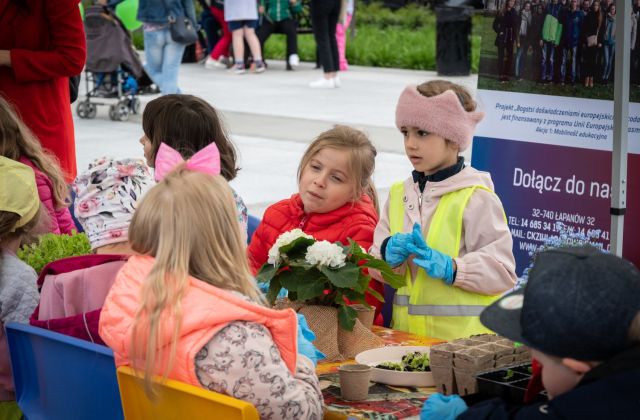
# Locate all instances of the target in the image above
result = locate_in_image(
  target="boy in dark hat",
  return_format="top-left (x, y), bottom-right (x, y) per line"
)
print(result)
top-left (421, 245), bottom-right (640, 419)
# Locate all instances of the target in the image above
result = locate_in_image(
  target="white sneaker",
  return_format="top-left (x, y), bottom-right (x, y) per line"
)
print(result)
top-left (333, 76), bottom-right (341, 88)
top-left (309, 78), bottom-right (335, 89)
top-left (205, 56), bottom-right (227, 69)
top-left (288, 54), bottom-right (300, 67)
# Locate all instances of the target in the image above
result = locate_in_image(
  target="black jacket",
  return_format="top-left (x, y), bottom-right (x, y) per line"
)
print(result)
top-left (458, 346), bottom-right (640, 420)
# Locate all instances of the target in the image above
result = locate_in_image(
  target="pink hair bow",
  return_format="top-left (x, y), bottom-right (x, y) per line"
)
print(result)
top-left (154, 142), bottom-right (221, 181)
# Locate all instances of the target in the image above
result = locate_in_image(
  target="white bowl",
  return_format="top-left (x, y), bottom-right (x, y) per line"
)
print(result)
top-left (355, 346), bottom-right (434, 387)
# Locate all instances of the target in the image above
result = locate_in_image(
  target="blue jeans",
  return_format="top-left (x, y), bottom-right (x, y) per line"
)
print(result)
top-left (515, 44), bottom-right (528, 79)
top-left (143, 28), bottom-right (186, 94)
top-left (561, 46), bottom-right (578, 83)
top-left (603, 44), bottom-right (615, 81)
top-left (541, 41), bottom-right (555, 81)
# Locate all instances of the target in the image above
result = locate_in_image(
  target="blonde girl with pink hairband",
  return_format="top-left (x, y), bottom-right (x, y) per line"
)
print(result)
top-left (371, 80), bottom-right (517, 341)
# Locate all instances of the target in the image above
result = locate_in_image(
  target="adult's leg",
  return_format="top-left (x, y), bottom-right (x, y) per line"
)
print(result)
top-left (540, 42), bottom-right (548, 81)
top-left (256, 19), bottom-right (275, 49)
top-left (336, 13), bottom-right (352, 71)
top-left (280, 18), bottom-right (298, 59)
top-left (211, 7), bottom-right (231, 60)
top-left (232, 27), bottom-right (245, 62)
top-left (515, 46), bottom-right (523, 79)
top-left (326, 0), bottom-right (341, 74)
top-left (497, 45), bottom-right (506, 80)
top-left (311, 0), bottom-right (332, 74)
top-left (201, 7), bottom-right (219, 55)
top-left (244, 26), bottom-right (263, 61)
top-left (161, 29), bottom-right (187, 94)
top-left (143, 29), bottom-right (166, 90)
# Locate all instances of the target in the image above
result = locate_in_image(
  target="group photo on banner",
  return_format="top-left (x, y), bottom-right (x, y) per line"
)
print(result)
top-left (473, 0), bottom-right (640, 277)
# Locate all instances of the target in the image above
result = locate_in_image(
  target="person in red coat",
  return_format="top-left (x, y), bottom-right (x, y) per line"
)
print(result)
top-left (0, 0), bottom-right (86, 182)
top-left (248, 125), bottom-right (385, 318)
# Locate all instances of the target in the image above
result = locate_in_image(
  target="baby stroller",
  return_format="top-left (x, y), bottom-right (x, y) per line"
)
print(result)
top-left (77, 6), bottom-right (151, 122)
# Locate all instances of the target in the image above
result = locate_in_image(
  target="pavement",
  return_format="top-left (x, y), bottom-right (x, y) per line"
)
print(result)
top-left (74, 59), bottom-right (477, 217)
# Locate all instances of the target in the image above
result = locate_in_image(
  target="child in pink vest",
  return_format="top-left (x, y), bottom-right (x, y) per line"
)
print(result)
top-left (0, 97), bottom-right (74, 235)
top-left (99, 150), bottom-right (323, 418)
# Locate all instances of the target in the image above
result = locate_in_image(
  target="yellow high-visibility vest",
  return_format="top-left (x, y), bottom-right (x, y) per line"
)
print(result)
top-left (389, 182), bottom-right (502, 340)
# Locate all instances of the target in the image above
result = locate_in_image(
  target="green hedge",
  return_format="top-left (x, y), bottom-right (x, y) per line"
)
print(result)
top-left (128, 1), bottom-right (481, 72)
top-left (263, 2), bottom-right (481, 72)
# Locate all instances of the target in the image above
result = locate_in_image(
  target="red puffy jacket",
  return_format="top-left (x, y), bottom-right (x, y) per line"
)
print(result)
top-left (248, 193), bottom-right (384, 317)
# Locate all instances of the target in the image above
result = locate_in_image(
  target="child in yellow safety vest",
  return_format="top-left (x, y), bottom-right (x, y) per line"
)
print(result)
top-left (370, 80), bottom-right (517, 341)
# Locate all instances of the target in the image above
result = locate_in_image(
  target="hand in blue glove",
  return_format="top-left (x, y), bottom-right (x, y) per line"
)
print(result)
top-left (384, 231), bottom-right (414, 266)
top-left (296, 314), bottom-right (325, 366)
top-left (407, 223), bottom-right (455, 284)
top-left (420, 393), bottom-right (468, 420)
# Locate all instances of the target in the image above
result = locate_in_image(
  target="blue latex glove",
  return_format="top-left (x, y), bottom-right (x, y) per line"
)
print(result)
top-left (407, 223), bottom-right (455, 284)
top-left (296, 314), bottom-right (325, 366)
top-left (420, 393), bottom-right (468, 420)
top-left (258, 281), bottom-right (288, 299)
top-left (384, 231), bottom-right (414, 266)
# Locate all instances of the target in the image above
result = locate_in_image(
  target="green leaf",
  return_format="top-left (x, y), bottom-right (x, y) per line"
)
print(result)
top-left (17, 232), bottom-right (91, 274)
top-left (279, 237), bottom-right (315, 260)
top-left (340, 289), bottom-right (367, 304)
top-left (338, 304), bottom-right (358, 331)
top-left (366, 286), bottom-right (385, 303)
top-left (278, 267), bottom-right (327, 301)
top-left (320, 262), bottom-right (360, 288)
top-left (362, 259), bottom-right (406, 289)
top-left (256, 263), bottom-right (277, 284)
top-left (266, 278), bottom-right (282, 304)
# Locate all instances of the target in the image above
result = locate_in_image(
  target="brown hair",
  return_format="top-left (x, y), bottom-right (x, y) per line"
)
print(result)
top-left (0, 207), bottom-right (42, 269)
top-left (128, 167), bottom-right (261, 395)
top-left (142, 94), bottom-right (239, 181)
top-left (297, 125), bottom-right (379, 212)
top-left (416, 80), bottom-right (477, 112)
top-left (0, 97), bottom-right (69, 209)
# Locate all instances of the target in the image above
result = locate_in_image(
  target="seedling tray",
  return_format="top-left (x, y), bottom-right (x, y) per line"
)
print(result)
top-left (476, 364), bottom-right (542, 404)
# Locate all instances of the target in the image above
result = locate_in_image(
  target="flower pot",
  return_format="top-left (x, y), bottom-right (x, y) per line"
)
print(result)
top-left (351, 304), bottom-right (375, 330)
top-left (338, 364), bottom-right (372, 401)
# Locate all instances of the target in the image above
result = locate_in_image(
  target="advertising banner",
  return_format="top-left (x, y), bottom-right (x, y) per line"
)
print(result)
top-left (473, 3), bottom-right (639, 274)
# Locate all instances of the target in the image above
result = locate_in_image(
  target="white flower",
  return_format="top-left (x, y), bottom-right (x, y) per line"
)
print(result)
top-left (267, 229), bottom-right (314, 265)
top-left (305, 241), bottom-right (347, 268)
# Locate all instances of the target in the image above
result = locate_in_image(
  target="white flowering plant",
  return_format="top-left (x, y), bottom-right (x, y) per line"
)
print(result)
top-left (257, 229), bottom-right (405, 331)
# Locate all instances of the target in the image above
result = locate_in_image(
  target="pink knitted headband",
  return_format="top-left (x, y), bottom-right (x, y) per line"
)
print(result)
top-left (395, 85), bottom-right (485, 152)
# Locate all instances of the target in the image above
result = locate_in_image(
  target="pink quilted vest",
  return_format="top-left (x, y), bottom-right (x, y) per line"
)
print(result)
top-left (98, 255), bottom-right (298, 386)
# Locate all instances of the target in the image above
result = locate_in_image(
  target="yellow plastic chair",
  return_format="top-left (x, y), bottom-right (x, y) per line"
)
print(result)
top-left (116, 366), bottom-right (260, 420)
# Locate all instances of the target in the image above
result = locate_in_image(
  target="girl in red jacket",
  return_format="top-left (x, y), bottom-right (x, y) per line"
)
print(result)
top-left (247, 125), bottom-right (385, 317)
top-left (0, 97), bottom-right (75, 235)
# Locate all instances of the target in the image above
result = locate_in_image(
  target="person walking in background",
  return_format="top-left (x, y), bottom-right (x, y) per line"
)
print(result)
top-left (540, 0), bottom-right (563, 83)
top-left (561, 0), bottom-right (584, 85)
top-left (257, 0), bottom-right (303, 71)
top-left (601, 3), bottom-right (616, 84)
top-left (582, 0), bottom-right (603, 88)
top-left (138, 0), bottom-right (197, 94)
top-left (0, 0), bottom-right (86, 182)
top-left (530, 2), bottom-right (546, 81)
top-left (493, 0), bottom-right (519, 83)
top-left (309, 0), bottom-right (342, 88)
top-left (205, 0), bottom-right (232, 69)
top-left (515, 1), bottom-right (533, 81)
top-left (225, 0), bottom-right (265, 74)
top-left (336, 0), bottom-right (355, 72)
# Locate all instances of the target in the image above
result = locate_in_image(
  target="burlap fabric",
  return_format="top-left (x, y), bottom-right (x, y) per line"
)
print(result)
top-left (275, 300), bottom-right (384, 361)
